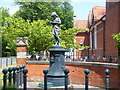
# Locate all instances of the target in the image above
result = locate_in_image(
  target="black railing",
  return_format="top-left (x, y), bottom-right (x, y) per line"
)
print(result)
top-left (43, 69), bottom-right (110, 90)
top-left (75, 52), bottom-right (119, 63)
top-left (2, 67), bottom-right (110, 89)
top-left (2, 65), bottom-right (28, 90)
top-left (84, 69), bottom-right (90, 90)
top-left (27, 52), bottom-right (49, 61)
top-left (27, 52), bottom-right (119, 63)
top-left (43, 69), bottom-right (48, 90)
top-left (105, 69), bottom-right (110, 90)
top-left (64, 69), bottom-right (69, 90)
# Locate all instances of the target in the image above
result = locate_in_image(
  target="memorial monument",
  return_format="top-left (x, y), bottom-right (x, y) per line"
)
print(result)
top-left (46, 12), bottom-right (69, 86)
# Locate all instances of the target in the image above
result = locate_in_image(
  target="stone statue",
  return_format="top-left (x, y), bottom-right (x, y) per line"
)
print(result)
top-left (51, 12), bottom-right (61, 46)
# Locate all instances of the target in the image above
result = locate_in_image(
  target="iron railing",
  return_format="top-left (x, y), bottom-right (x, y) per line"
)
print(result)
top-left (43, 69), bottom-right (110, 90)
top-left (27, 52), bottom-right (119, 63)
top-left (2, 65), bottom-right (28, 90)
top-left (2, 67), bottom-right (111, 90)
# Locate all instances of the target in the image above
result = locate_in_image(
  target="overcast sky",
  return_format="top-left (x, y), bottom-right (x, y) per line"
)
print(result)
top-left (0, 0), bottom-right (106, 20)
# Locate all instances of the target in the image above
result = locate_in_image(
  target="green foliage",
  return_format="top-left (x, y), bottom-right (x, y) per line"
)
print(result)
top-left (113, 33), bottom-right (120, 48)
top-left (58, 2), bottom-right (74, 29)
top-left (1, 17), bottom-right (88, 53)
top-left (118, 64), bottom-right (120, 69)
top-left (0, 7), bottom-right (11, 57)
top-left (113, 33), bottom-right (120, 56)
top-left (0, 6), bottom-right (89, 56)
top-left (1, 17), bottom-right (53, 52)
top-left (0, 7), bottom-right (10, 26)
top-left (13, 1), bottom-right (74, 29)
top-left (4, 84), bottom-right (16, 90)
top-left (60, 28), bottom-right (89, 49)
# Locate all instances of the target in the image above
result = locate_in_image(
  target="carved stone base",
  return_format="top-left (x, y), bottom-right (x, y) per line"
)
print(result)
top-left (47, 45), bottom-right (70, 86)
top-left (47, 76), bottom-right (70, 86)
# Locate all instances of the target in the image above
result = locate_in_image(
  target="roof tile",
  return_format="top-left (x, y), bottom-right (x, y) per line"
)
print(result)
top-left (75, 20), bottom-right (88, 29)
top-left (93, 6), bottom-right (106, 20)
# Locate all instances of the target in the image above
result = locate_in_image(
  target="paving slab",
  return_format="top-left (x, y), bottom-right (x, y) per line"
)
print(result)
top-left (22, 82), bottom-right (105, 90)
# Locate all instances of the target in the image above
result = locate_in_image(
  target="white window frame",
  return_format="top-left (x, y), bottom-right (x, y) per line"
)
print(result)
top-left (94, 26), bottom-right (97, 49)
top-left (90, 31), bottom-right (92, 49)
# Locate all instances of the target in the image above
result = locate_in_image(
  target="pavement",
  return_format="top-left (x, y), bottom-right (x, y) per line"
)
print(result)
top-left (21, 82), bottom-right (105, 90)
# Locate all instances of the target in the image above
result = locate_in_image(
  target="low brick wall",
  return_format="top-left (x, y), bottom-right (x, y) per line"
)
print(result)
top-left (26, 61), bottom-right (119, 88)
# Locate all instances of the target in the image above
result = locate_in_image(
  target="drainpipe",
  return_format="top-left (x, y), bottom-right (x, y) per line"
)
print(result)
top-left (101, 16), bottom-right (106, 57)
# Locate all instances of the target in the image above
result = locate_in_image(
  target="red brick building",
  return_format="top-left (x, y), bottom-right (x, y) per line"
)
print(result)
top-left (74, 20), bottom-right (89, 60)
top-left (75, 1), bottom-right (120, 62)
top-left (88, 6), bottom-right (106, 61)
top-left (105, 1), bottom-right (120, 59)
top-left (88, 2), bottom-right (120, 61)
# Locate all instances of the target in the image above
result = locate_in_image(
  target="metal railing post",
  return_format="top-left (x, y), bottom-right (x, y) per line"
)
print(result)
top-left (84, 69), bottom-right (90, 90)
top-left (105, 69), bottom-right (110, 90)
top-left (64, 69), bottom-right (69, 90)
top-left (11, 58), bottom-right (12, 65)
top-left (23, 69), bottom-right (28, 90)
top-left (2, 69), bottom-right (8, 89)
top-left (8, 67), bottom-right (13, 85)
top-left (19, 65), bottom-right (23, 86)
top-left (22, 65), bottom-right (26, 84)
top-left (23, 65), bottom-right (26, 69)
top-left (109, 56), bottom-right (112, 63)
top-left (0, 58), bottom-right (2, 68)
top-left (43, 69), bottom-right (48, 90)
top-left (13, 67), bottom-right (17, 84)
top-left (16, 66), bottom-right (20, 88)
top-left (6, 58), bottom-right (8, 66)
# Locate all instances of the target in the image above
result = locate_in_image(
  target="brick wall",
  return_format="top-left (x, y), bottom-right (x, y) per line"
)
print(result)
top-left (105, 2), bottom-right (119, 55)
top-left (89, 22), bottom-right (105, 60)
top-left (26, 63), bottom-right (119, 88)
top-left (97, 22), bottom-right (104, 51)
top-left (17, 46), bottom-right (27, 65)
top-left (76, 32), bottom-right (89, 46)
top-left (89, 2), bottom-right (120, 59)
top-left (75, 32), bottom-right (89, 59)
top-left (66, 65), bottom-right (119, 88)
top-left (16, 37), bottom-right (28, 65)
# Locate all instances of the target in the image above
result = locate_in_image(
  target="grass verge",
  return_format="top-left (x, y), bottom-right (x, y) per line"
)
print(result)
top-left (0, 64), bottom-right (16, 89)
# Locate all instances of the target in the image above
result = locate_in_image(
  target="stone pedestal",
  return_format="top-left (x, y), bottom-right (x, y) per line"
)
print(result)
top-left (16, 37), bottom-right (28, 65)
top-left (47, 46), bottom-right (69, 86)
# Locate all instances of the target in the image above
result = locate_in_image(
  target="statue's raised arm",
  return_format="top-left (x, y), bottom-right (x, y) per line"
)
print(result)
top-left (51, 12), bottom-right (61, 46)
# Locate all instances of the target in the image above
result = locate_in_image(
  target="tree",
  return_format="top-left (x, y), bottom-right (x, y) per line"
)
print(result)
top-left (1, 17), bottom-right (87, 53)
top-left (13, 1), bottom-right (74, 29)
top-left (1, 17), bottom-right (52, 53)
top-left (60, 28), bottom-right (90, 49)
top-left (59, 2), bottom-right (74, 30)
top-left (0, 7), bottom-right (10, 57)
top-left (0, 7), bottom-right (10, 26)
top-left (113, 33), bottom-right (120, 56)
